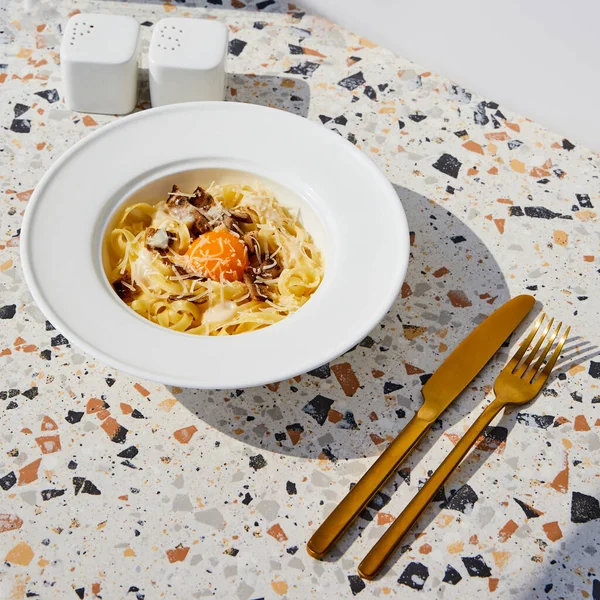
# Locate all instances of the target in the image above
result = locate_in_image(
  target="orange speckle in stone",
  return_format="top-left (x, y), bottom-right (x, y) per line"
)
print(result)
top-left (166, 545), bottom-right (189, 563)
top-left (498, 519), bottom-right (518, 542)
top-left (584, 255), bottom-right (594, 262)
top-left (359, 36), bottom-right (377, 48)
top-left (18, 458), bottom-right (41, 485)
top-left (82, 115), bottom-right (98, 127)
top-left (327, 409), bottom-right (343, 424)
top-left (372, 369), bottom-right (384, 378)
top-left (419, 543), bottom-right (432, 554)
top-left (123, 548), bottom-right (136, 557)
top-left (379, 106), bottom-right (395, 114)
top-left (489, 578), bottom-right (499, 592)
top-left (303, 47), bottom-right (326, 58)
top-left (96, 409), bottom-right (110, 421)
top-left (568, 364), bottom-right (585, 376)
top-left (0, 73), bottom-right (6, 84)
top-left (281, 78), bottom-right (296, 88)
top-left (439, 342), bottom-right (449, 352)
top-left (543, 521), bottom-right (563, 542)
top-left (469, 534), bottom-right (479, 545)
top-left (494, 219), bottom-right (505, 234)
top-left (17, 48), bottom-right (33, 58)
top-left (370, 433), bottom-right (385, 445)
top-left (101, 417), bottom-right (124, 441)
top-left (436, 513), bottom-right (454, 528)
top-left (492, 551), bottom-right (510, 570)
top-left (530, 167), bottom-right (551, 178)
top-left (447, 541), bottom-right (463, 554)
top-left (485, 131), bottom-right (510, 141)
top-left (266, 382), bottom-right (280, 392)
top-left (550, 462), bottom-right (569, 493)
top-left (21, 427), bottom-right (32, 435)
top-left (159, 399), bottom-right (178, 412)
top-left (505, 122), bottom-right (520, 132)
top-left (462, 140), bottom-right (484, 154)
top-left (510, 159), bottom-right (526, 173)
top-left (433, 266), bottom-right (449, 278)
top-left (14, 336), bottom-right (26, 346)
top-left (467, 167), bottom-right (478, 176)
top-left (68, 9), bottom-right (81, 16)
top-left (163, 2), bottom-right (176, 12)
top-left (0, 514), bottom-right (23, 533)
top-left (271, 581), bottom-right (289, 596)
top-left (267, 523), bottom-right (288, 542)
top-left (488, 166), bottom-right (499, 175)
top-left (497, 198), bottom-right (513, 205)
top-left (0, 259), bottom-right (14, 272)
top-left (173, 425), bottom-right (198, 444)
top-left (120, 403), bottom-right (133, 415)
top-left (447, 290), bottom-right (472, 308)
top-left (404, 362), bottom-right (425, 375)
top-left (35, 435), bottom-right (61, 454)
top-left (92, 583), bottom-right (101, 595)
top-left (5, 542), bottom-right (34, 566)
top-left (403, 325), bottom-right (427, 340)
top-left (134, 383), bottom-right (150, 396)
top-left (0, 348), bottom-right (11, 356)
top-left (575, 209), bottom-right (597, 222)
top-left (16, 189), bottom-right (34, 202)
top-left (401, 282), bottom-right (412, 298)
top-left (331, 363), bottom-right (360, 397)
top-left (36, 24), bottom-right (46, 32)
top-left (574, 415), bottom-right (590, 431)
top-left (86, 398), bottom-right (106, 413)
top-left (287, 428), bottom-right (302, 446)
top-left (377, 512), bottom-right (394, 526)
top-left (41, 416), bottom-right (58, 430)
top-left (38, 558), bottom-right (49, 567)
top-left (553, 230), bottom-right (568, 247)
top-left (118, 495), bottom-right (128, 501)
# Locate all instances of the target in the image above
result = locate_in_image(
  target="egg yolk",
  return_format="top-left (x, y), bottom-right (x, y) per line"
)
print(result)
top-left (186, 230), bottom-right (249, 282)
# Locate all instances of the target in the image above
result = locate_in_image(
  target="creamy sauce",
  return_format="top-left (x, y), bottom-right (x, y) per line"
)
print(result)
top-left (202, 301), bottom-right (238, 325)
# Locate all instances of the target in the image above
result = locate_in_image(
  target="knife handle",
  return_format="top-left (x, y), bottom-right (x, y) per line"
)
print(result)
top-left (358, 399), bottom-right (505, 580)
top-left (306, 413), bottom-right (432, 560)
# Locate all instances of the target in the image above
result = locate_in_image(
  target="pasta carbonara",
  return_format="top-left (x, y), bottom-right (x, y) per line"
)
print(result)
top-left (104, 183), bottom-right (324, 335)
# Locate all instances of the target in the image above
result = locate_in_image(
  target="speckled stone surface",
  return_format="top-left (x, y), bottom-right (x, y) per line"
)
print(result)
top-left (1, 1), bottom-right (599, 599)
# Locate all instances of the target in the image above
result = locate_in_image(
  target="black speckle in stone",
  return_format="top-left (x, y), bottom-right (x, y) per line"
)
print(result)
top-left (473, 101), bottom-right (489, 125)
top-left (302, 395), bottom-right (334, 425)
top-left (242, 492), bottom-right (252, 505)
top-left (451, 235), bottom-right (466, 243)
top-left (0, 471), bottom-right (17, 490)
top-left (507, 140), bottom-right (523, 150)
top-left (35, 88), bottom-right (60, 103)
top-left (256, 0), bottom-right (275, 8)
top-left (41, 489), bottom-right (66, 501)
top-left (334, 115), bottom-right (347, 125)
top-left (593, 579), bottom-right (599, 600)
top-left (358, 508), bottom-right (373, 521)
top-left (338, 411), bottom-right (359, 430)
top-left (443, 564), bottom-right (462, 585)
top-left (486, 101), bottom-right (499, 109)
top-left (13, 103), bottom-right (29, 117)
top-left (514, 497), bottom-right (543, 518)
top-left (545, 584), bottom-right (553, 593)
top-left (363, 85), bottom-right (377, 100)
top-left (432, 153), bottom-right (462, 178)
top-left (398, 467), bottom-right (411, 485)
top-left (483, 426), bottom-right (508, 443)
top-left (121, 460), bottom-right (136, 469)
top-left (10, 119), bottom-right (31, 133)
top-left (441, 483), bottom-right (478, 513)
top-left (516, 412), bottom-right (555, 429)
top-left (558, 373), bottom-right (567, 381)
top-left (321, 446), bottom-right (337, 462)
top-left (253, 21), bottom-right (267, 29)
top-left (0, 391), bottom-right (6, 400)
top-left (75, 589), bottom-right (85, 600)
top-left (285, 61), bottom-right (320, 77)
top-left (454, 130), bottom-right (468, 138)
top-left (526, 284), bottom-right (538, 291)
top-left (40, 349), bottom-right (51, 360)
top-left (67, 460), bottom-right (77, 470)
top-left (274, 432), bottom-right (286, 442)
top-left (398, 561), bottom-right (429, 590)
top-left (82, 479), bottom-right (101, 495)
top-left (45, 320), bottom-right (55, 330)
top-left (571, 492), bottom-right (600, 523)
top-left (367, 491), bottom-right (391, 511)
top-left (141, 21), bottom-right (153, 27)
top-left (338, 71), bottom-right (366, 91)
top-left (117, 446), bottom-right (138, 459)
top-left (308, 364), bottom-right (331, 379)
top-left (286, 422), bottom-right (304, 436)
top-left (509, 206), bottom-right (524, 216)
top-left (524, 206), bottom-right (572, 220)
top-left (0, 304), bottom-right (16, 319)
top-left (408, 114), bottom-right (427, 122)
top-left (446, 185), bottom-right (455, 194)
top-left (286, 481), bottom-right (297, 495)
top-left (228, 39), bottom-right (247, 57)
top-left (65, 410), bottom-right (84, 424)
top-left (286, 545), bottom-right (298, 555)
top-left (6, 401), bottom-right (18, 409)
top-left (347, 574), bottom-right (366, 595)
top-left (359, 335), bottom-right (375, 348)
top-left (588, 361), bottom-right (600, 380)
top-left (249, 454), bottom-right (267, 470)
top-left (207, 0), bottom-right (222, 3)
top-left (105, 377), bottom-right (115, 387)
top-left (395, 408), bottom-right (406, 419)
top-left (73, 476), bottom-right (85, 495)
top-left (562, 138), bottom-right (575, 150)
top-left (576, 193), bottom-right (593, 208)
top-left (131, 409), bottom-right (145, 419)
top-left (22, 387), bottom-right (38, 399)
top-left (318, 115), bottom-right (331, 124)
top-left (110, 424), bottom-right (128, 444)
top-left (450, 85), bottom-right (472, 103)
top-left (9, 389), bottom-right (19, 398)
top-left (51, 333), bottom-right (69, 346)
top-left (461, 555), bottom-right (492, 577)
top-left (288, 44), bottom-right (304, 54)
top-left (592, 396), bottom-right (600, 404)
top-left (419, 373), bottom-right (433, 386)
top-left (570, 392), bottom-right (583, 403)
top-left (398, 120), bottom-right (406, 130)
top-left (384, 382), bottom-right (403, 394)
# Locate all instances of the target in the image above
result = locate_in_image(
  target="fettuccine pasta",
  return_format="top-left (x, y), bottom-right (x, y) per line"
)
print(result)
top-left (104, 182), bottom-right (324, 335)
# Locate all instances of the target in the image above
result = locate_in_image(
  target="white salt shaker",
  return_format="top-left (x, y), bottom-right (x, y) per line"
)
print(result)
top-left (149, 18), bottom-right (228, 107)
top-left (60, 13), bottom-right (140, 115)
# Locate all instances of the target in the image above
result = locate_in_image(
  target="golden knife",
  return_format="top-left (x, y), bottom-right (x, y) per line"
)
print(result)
top-left (306, 294), bottom-right (535, 560)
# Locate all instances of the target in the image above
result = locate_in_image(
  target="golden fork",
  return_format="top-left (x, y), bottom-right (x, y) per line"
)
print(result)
top-left (358, 313), bottom-right (570, 580)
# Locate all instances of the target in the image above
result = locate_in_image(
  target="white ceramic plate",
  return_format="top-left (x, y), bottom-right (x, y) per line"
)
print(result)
top-left (21, 102), bottom-right (409, 388)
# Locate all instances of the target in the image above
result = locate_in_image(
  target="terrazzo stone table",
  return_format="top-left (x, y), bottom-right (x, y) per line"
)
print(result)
top-left (1, 2), bottom-right (599, 599)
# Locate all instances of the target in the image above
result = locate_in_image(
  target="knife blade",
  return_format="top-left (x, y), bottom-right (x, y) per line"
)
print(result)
top-left (306, 294), bottom-right (535, 560)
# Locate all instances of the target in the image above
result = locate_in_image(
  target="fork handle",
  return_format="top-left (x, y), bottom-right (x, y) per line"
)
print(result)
top-left (307, 413), bottom-right (433, 559)
top-left (358, 397), bottom-right (506, 580)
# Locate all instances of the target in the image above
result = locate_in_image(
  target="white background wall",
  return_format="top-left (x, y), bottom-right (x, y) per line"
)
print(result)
top-left (299, 0), bottom-right (600, 152)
